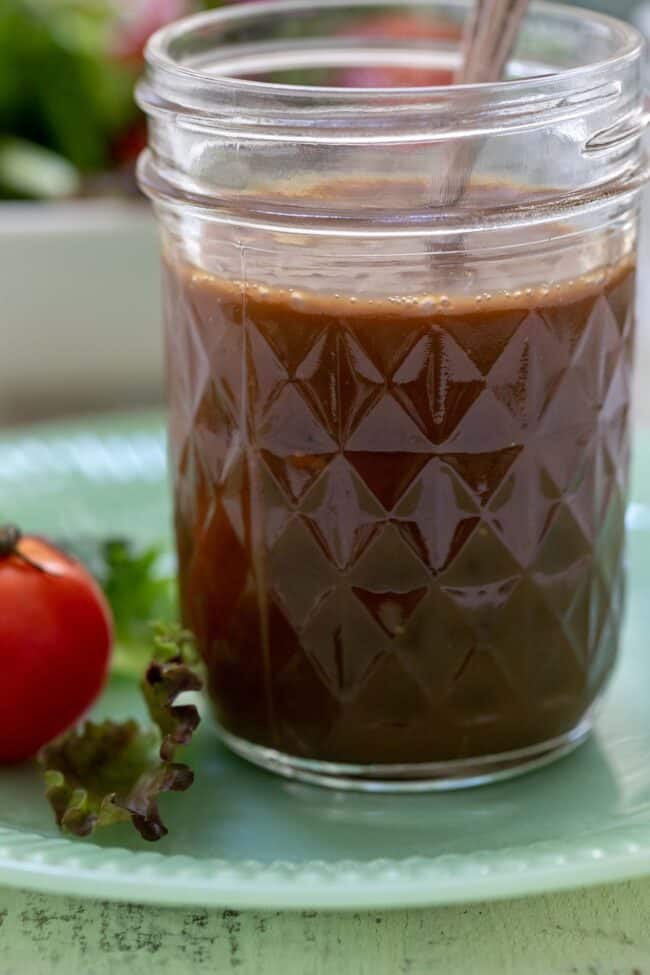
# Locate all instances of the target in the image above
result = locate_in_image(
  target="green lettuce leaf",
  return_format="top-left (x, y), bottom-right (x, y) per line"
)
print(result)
top-left (102, 540), bottom-right (178, 678)
top-left (38, 626), bottom-right (202, 842)
top-left (59, 536), bottom-right (178, 678)
top-left (41, 720), bottom-right (193, 841)
top-left (142, 625), bottom-right (202, 762)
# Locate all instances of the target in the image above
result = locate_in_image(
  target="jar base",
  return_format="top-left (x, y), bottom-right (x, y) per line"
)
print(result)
top-left (217, 717), bottom-right (592, 793)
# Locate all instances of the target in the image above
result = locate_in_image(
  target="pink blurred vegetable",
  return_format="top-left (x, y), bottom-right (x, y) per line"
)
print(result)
top-left (341, 13), bottom-right (459, 87)
top-left (113, 0), bottom-right (193, 61)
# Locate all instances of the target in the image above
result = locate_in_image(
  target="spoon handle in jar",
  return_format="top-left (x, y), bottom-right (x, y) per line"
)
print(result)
top-left (457, 0), bottom-right (528, 83)
top-left (443, 0), bottom-right (529, 204)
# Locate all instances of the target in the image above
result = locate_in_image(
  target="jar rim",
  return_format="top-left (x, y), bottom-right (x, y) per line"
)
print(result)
top-left (139, 0), bottom-right (648, 234)
top-left (144, 0), bottom-right (643, 100)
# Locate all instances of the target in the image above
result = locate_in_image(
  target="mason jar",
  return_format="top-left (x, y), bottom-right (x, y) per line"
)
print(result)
top-left (138, 0), bottom-right (648, 790)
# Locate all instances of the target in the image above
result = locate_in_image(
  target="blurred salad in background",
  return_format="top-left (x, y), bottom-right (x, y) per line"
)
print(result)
top-left (1, 0), bottom-right (637, 201)
top-left (0, 0), bottom-right (212, 200)
top-left (0, 0), bottom-right (463, 201)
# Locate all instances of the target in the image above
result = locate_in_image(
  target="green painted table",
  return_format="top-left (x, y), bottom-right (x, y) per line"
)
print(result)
top-left (1, 880), bottom-right (650, 973)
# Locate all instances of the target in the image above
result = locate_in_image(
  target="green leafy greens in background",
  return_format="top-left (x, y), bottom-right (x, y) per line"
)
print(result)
top-left (0, 0), bottom-right (231, 199)
top-left (0, 0), bottom-right (138, 195)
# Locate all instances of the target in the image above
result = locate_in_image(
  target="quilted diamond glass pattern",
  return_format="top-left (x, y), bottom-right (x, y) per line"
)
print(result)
top-left (166, 260), bottom-right (636, 767)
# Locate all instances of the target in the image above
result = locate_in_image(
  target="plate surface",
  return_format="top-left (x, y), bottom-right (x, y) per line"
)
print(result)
top-left (2, 411), bottom-right (650, 910)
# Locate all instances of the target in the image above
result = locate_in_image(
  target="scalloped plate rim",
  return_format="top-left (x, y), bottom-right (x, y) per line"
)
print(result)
top-left (2, 822), bottom-right (650, 908)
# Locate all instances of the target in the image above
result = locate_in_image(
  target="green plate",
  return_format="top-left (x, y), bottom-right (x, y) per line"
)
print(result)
top-left (1, 411), bottom-right (650, 910)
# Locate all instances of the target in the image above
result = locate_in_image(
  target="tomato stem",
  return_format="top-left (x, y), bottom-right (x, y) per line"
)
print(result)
top-left (0, 524), bottom-right (48, 573)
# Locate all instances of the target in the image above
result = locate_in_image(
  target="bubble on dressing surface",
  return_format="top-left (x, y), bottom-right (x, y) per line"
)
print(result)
top-left (594, 268), bottom-right (608, 286)
top-left (174, 250), bottom-right (634, 321)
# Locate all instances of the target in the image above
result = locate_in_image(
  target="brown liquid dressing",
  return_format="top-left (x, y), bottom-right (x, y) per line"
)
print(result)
top-left (165, 257), bottom-right (636, 764)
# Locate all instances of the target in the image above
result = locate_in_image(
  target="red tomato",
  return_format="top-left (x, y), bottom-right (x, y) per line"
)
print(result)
top-left (0, 527), bottom-right (113, 763)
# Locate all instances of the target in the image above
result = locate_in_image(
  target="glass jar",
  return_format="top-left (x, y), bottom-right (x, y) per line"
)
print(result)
top-left (138, 0), bottom-right (648, 790)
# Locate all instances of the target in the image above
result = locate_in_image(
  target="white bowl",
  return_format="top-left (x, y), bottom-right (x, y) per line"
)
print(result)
top-left (0, 200), bottom-right (163, 424)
